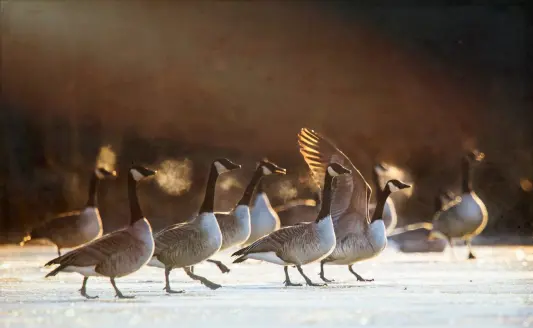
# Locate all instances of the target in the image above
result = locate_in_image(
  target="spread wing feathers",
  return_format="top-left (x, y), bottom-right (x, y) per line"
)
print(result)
top-left (153, 223), bottom-right (201, 255)
top-left (298, 128), bottom-right (372, 222)
top-left (232, 224), bottom-right (308, 256)
top-left (45, 229), bottom-right (135, 268)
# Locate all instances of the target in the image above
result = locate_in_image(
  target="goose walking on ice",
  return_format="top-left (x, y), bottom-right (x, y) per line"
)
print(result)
top-left (148, 158), bottom-right (241, 293)
top-left (297, 128), bottom-right (410, 283)
top-left (207, 160), bottom-right (286, 272)
top-left (429, 150), bottom-right (488, 259)
top-left (21, 167), bottom-right (116, 256)
top-left (231, 162), bottom-right (351, 287)
top-left (44, 165), bottom-right (157, 299)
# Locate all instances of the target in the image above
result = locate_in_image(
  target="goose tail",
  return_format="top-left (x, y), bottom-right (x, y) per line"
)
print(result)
top-left (232, 255), bottom-right (248, 264)
top-left (45, 264), bottom-right (67, 277)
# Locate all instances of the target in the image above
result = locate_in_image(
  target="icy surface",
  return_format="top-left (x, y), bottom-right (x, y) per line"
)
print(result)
top-left (0, 245), bottom-right (532, 327)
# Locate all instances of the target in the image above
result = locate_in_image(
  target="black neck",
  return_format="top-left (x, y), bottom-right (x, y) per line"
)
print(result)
top-left (128, 173), bottom-right (143, 225)
top-left (86, 173), bottom-right (99, 207)
top-left (316, 172), bottom-right (333, 223)
top-left (238, 169), bottom-right (263, 206)
top-left (199, 164), bottom-right (219, 214)
top-left (256, 178), bottom-right (265, 194)
top-left (371, 187), bottom-right (391, 223)
top-left (461, 157), bottom-right (472, 193)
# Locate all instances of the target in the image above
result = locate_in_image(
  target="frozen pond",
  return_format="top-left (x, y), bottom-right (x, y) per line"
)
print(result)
top-left (1, 244), bottom-right (532, 327)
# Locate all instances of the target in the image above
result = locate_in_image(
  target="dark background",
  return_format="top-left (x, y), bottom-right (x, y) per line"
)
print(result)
top-left (1, 2), bottom-right (532, 243)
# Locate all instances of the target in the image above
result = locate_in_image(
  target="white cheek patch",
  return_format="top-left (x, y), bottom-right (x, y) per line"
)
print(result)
top-left (214, 161), bottom-right (229, 174)
top-left (261, 166), bottom-right (273, 175)
top-left (95, 169), bottom-right (105, 179)
top-left (327, 166), bottom-right (338, 176)
top-left (130, 169), bottom-right (144, 181)
top-left (387, 181), bottom-right (400, 193)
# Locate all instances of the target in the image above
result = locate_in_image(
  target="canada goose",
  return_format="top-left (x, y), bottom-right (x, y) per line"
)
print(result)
top-left (21, 167), bottom-right (117, 256)
top-left (207, 160), bottom-right (286, 272)
top-left (369, 163), bottom-right (398, 235)
top-left (232, 162), bottom-right (351, 287)
top-left (388, 191), bottom-right (455, 253)
top-left (244, 180), bottom-right (281, 246)
top-left (44, 165), bottom-right (156, 299)
top-left (429, 150), bottom-right (488, 259)
top-left (297, 128), bottom-right (410, 283)
top-left (148, 158), bottom-right (241, 293)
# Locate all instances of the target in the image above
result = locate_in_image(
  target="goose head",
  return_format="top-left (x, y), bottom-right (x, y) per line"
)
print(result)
top-left (466, 149), bottom-right (485, 164)
top-left (384, 179), bottom-right (411, 193)
top-left (130, 165), bottom-right (157, 181)
top-left (257, 159), bottom-right (287, 176)
top-left (327, 162), bottom-right (351, 176)
top-left (213, 158), bottom-right (241, 175)
top-left (95, 167), bottom-right (117, 179)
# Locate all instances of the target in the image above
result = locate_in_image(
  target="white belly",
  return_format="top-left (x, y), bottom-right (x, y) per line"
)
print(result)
top-left (247, 252), bottom-right (289, 266)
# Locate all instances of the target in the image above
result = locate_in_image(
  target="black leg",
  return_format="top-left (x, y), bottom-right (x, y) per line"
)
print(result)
top-left (164, 267), bottom-right (184, 294)
top-left (206, 259), bottom-right (231, 273)
top-left (79, 277), bottom-right (98, 299)
top-left (283, 266), bottom-right (302, 287)
top-left (183, 267), bottom-right (221, 290)
top-left (466, 240), bottom-right (476, 260)
top-left (296, 265), bottom-right (326, 286)
top-left (319, 260), bottom-right (334, 283)
top-left (110, 278), bottom-right (134, 299)
top-left (448, 237), bottom-right (457, 260)
top-left (348, 265), bottom-right (374, 282)
top-left (57, 247), bottom-right (61, 257)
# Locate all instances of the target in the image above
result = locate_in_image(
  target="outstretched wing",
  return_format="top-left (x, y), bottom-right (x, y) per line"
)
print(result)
top-left (298, 128), bottom-right (372, 226)
top-left (45, 229), bottom-right (135, 267)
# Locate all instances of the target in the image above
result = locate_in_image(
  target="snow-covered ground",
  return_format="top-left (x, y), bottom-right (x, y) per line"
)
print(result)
top-left (1, 244), bottom-right (532, 327)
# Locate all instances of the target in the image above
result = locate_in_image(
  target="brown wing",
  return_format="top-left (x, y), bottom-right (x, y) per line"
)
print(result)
top-left (298, 128), bottom-right (372, 226)
top-left (31, 210), bottom-right (82, 238)
top-left (153, 222), bottom-right (201, 255)
top-left (45, 229), bottom-right (135, 267)
top-left (237, 224), bottom-right (308, 255)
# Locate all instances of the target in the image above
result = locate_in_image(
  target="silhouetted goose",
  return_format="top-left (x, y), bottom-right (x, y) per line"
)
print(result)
top-left (429, 150), bottom-right (488, 259)
top-left (297, 128), bottom-right (410, 283)
top-left (208, 160), bottom-right (286, 272)
top-left (148, 158), bottom-right (241, 293)
top-left (44, 165), bottom-right (156, 299)
top-left (21, 167), bottom-right (116, 256)
top-left (232, 162), bottom-right (351, 287)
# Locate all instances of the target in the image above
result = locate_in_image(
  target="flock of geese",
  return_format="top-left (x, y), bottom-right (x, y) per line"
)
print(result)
top-left (20, 128), bottom-right (488, 299)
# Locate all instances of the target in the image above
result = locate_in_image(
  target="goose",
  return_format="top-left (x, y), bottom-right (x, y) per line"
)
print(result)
top-left (429, 150), bottom-right (488, 259)
top-left (297, 128), bottom-right (410, 283)
top-left (231, 162), bottom-right (351, 287)
top-left (388, 191), bottom-right (456, 253)
top-left (206, 160), bottom-right (286, 273)
top-left (147, 158), bottom-right (241, 293)
top-left (21, 167), bottom-right (117, 256)
top-left (44, 165), bottom-right (157, 299)
top-left (369, 163), bottom-right (398, 235)
top-left (244, 180), bottom-right (281, 246)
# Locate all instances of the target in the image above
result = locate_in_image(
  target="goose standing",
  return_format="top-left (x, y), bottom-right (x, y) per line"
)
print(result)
top-left (429, 150), bottom-right (488, 259)
top-left (369, 163), bottom-right (398, 235)
top-left (208, 160), bottom-right (286, 272)
top-left (244, 180), bottom-right (281, 246)
top-left (297, 128), bottom-right (410, 283)
top-left (21, 167), bottom-right (116, 256)
top-left (231, 162), bottom-right (351, 287)
top-left (148, 158), bottom-right (241, 293)
top-left (44, 165), bottom-right (157, 299)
